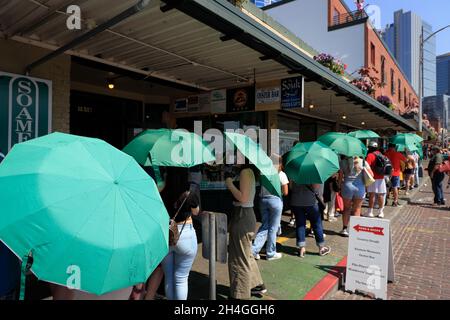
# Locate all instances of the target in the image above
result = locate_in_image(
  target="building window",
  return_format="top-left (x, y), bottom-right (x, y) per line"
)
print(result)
top-left (391, 69), bottom-right (395, 95)
top-left (404, 88), bottom-right (407, 107)
top-left (381, 56), bottom-right (386, 84)
top-left (333, 8), bottom-right (340, 25)
top-left (398, 79), bottom-right (402, 101)
top-left (370, 43), bottom-right (376, 66)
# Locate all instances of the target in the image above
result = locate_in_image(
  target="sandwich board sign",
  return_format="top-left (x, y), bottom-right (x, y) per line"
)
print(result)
top-left (0, 71), bottom-right (52, 154)
top-left (345, 216), bottom-right (395, 300)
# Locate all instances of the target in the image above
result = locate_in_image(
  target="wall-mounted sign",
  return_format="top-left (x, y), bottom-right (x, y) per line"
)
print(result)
top-left (0, 71), bottom-right (52, 154)
top-left (211, 89), bottom-right (226, 114)
top-left (174, 98), bottom-right (187, 112)
top-left (345, 216), bottom-right (395, 300)
top-left (226, 86), bottom-right (255, 113)
top-left (281, 76), bottom-right (304, 109)
top-left (256, 86), bottom-right (280, 105)
top-left (187, 95), bottom-right (200, 112)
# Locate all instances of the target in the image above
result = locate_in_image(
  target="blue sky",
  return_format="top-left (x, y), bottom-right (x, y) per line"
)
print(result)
top-left (343, 0), bottom-right (450, 55)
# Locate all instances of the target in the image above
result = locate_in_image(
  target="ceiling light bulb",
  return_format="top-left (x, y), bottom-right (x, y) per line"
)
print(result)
top-left (342, 115), bottom-right (347, 120)
top-left (361, 121), bottom-right (365, 125)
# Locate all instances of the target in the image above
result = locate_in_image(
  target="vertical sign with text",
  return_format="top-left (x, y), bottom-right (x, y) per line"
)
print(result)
top-left (281, 76), bottom-right (304, 109)
top-left (345, 216), bottom-right (394, 300)
top-left (0, 71), bottom-right (52, 154)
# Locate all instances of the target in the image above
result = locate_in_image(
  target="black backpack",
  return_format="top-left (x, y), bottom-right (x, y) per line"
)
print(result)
top-left (374, 152), bottom-right (392, 176)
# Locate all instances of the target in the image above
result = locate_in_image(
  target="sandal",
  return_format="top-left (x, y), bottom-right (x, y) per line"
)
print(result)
top-left (298, 247), bottom-right (306, 258)
top-left (319, 246), bottom-right (331, 256)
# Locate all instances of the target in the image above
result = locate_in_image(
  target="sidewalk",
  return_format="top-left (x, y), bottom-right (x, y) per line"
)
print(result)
top-left (329, 178), bottom-right (450, 300)
top-left (188, 179), bottom-right (426, 300)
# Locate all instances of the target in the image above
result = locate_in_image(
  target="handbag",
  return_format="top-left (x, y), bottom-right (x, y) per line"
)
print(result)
top-left (438, 160), bottom-right (450, 173)
top-left (168, 191), bottom-right (191, 247)
top-left (335, 193), bottom-right (344, 212)
top-left (306, 185), bottom-right (326, 219)
top-left (362, 160), bottom-right (375, 187)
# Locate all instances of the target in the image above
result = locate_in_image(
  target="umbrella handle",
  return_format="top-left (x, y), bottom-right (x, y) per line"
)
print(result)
top-left (19, 251), bottom-right (33, 301)
top-left (152, 165), bottom-right (165, 190)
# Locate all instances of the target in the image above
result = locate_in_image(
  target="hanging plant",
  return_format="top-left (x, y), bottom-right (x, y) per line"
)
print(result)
top-left (313, 53), bottom-right (347, 76)
top-left (351, 67), bottom-right (381, 96)
top-left (376, 95), bottom-right (396, 110)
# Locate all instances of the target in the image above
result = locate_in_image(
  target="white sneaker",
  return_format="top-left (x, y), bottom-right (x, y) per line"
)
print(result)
top-left (340, 229), bottom-right (349, 237)
top-left (363, 211), bottom-right (374, 218)
top-left (289, 218), bottom-right (295, 227)
top-left (377, 212), bottom-right (385, 218)
top-left (254, 254), bottom-right (261, 260)
top-left (266, 252), bottom-right (282, 261)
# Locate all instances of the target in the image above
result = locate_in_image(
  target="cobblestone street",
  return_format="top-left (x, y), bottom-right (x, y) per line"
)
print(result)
top-left (330, 180), bottom-right (450, 300)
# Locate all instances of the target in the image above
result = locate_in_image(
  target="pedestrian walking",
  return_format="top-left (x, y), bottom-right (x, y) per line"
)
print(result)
top-left (404, 151), bottom-right (416, 195)
top-left (290, 182), bottom-right (331, 257)
top-left (339, 156), bottom-right (366, 236)
top-left (427, 146), bottom-right (446, 206)
top-left (225, 163), bottom-right (266, 299)
top-left (252, 156), bottom-right (289, 261)
top-left (413, 151), bottom-right (420, 188)
top-left (364, 142), bottom-right (389, 218)
top-left (384, 144), bottom-right (407, 207)
top-left (160, 167), bottom-right (200, 300)
top-left (323, 173), bottom-right (340, 221)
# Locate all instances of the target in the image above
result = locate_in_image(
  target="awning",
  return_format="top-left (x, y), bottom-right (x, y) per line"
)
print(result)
top-left (0, 0), bottom-right (417, 131)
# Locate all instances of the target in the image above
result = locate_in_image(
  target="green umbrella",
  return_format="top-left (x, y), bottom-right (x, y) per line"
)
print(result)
top-left (390, 133), bottom-right (422, 152)
top-left (123, 128), bottom-right (215, 167)
top-left (0, 132), bottom-right (169, 297)
top-left (224, 132), bottom-right (281, 197)
top-left (348, 130), bottom-right (380, 140)
top-left (318, 132), bottom-right (367, 157)
top-left (284, 142), bottom-right (340, 184)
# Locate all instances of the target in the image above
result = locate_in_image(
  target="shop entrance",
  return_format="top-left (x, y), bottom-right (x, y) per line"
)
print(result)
top-left (70, 91), bottom-right (143, 149)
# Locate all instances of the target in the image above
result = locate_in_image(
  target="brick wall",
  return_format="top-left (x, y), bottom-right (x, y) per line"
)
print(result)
top-left (0, 39), bottom-right (71, 133)
top-left (365, 25), bottom-right (418, 114)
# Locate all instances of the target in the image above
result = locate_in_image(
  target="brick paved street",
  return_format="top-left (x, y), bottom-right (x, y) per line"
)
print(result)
top-left (330, 179), bottom-right (450, 300)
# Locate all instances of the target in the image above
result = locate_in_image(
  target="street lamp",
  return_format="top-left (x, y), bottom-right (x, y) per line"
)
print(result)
top-left (419, 24), bottom-right (450, 132)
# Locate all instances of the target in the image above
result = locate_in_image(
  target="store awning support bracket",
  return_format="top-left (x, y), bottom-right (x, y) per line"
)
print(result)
top-left (24, 0), bottom-right (151, 74)
top-left (160, 0), bottom-right (184, 12)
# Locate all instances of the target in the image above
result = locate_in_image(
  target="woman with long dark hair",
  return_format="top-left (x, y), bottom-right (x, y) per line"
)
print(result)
top-left (160, 167), bottom-right (200, 300)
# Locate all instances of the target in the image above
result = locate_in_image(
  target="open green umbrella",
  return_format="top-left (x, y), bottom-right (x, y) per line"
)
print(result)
top-left (348, 130), bottom-right (380, 140)
top-left (284, 141), bottom-right (340, 184)
top-left (390, 133), bottom-right (422, 152)
top-left (123, 128), bottom-right (215, 167)
top-left (224, 132), bottom-right (281, 197)
top-left (318, 132), bottom-right (367, 157)
top-left (0, 132), bottom-right (169, 297)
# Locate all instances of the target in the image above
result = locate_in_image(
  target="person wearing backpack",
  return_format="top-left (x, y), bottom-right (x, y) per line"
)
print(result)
top-left (364, 142), bottom-right (389, 218)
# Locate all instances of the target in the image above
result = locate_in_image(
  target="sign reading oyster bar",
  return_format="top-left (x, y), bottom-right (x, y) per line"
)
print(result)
top-left (0, 71), bottom-right (52, 153)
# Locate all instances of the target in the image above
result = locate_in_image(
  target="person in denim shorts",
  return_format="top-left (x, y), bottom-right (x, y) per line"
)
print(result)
top-left (339, 156), bottom-right (365, 237)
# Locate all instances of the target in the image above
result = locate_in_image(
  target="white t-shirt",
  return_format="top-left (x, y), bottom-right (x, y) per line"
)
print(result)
top-left (279, 171), bottom-right (289, 186)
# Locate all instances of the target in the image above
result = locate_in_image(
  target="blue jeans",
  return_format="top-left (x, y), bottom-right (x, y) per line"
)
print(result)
top-left (252, 196), bottom-right (283, 258)
top-left (161, 224), bottom-right (197, 300)
top-left (432, 173), bottom-right (445, 204)
top-left (292, 205), bottom-right (325, 248)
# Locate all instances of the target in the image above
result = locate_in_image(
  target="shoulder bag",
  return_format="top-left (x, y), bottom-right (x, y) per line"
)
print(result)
top-left (306, 185), bottom-right (326, 219)
top-left (168, 191), bottom-right (191, 247)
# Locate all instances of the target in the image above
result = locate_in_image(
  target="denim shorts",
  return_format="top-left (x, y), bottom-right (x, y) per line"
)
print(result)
top-left (341, 178), bottom-right (366, 200)
top-left (391, 176), bottom-right (400, 188)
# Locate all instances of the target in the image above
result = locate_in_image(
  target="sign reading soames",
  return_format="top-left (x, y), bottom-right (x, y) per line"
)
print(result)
top-left (0, 71), bottom-right (52, 153)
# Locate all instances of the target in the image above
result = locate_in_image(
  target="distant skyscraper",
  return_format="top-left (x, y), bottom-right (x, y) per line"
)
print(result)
top-left (250, 0), bottom-right (280, 8)
top-left (423, 94), bottom-right (450, 130)
top-left (383, 10), bottom-right (436, 97)
top-left (437, 53), bottom-right (450, 95)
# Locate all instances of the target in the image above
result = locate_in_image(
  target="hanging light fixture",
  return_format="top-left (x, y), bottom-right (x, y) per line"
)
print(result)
top-left (107, 79), bottom-right (115, 90)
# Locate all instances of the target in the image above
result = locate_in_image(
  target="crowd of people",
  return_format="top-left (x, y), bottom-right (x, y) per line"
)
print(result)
top-left (1, 139), bottom-right (449, 301)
